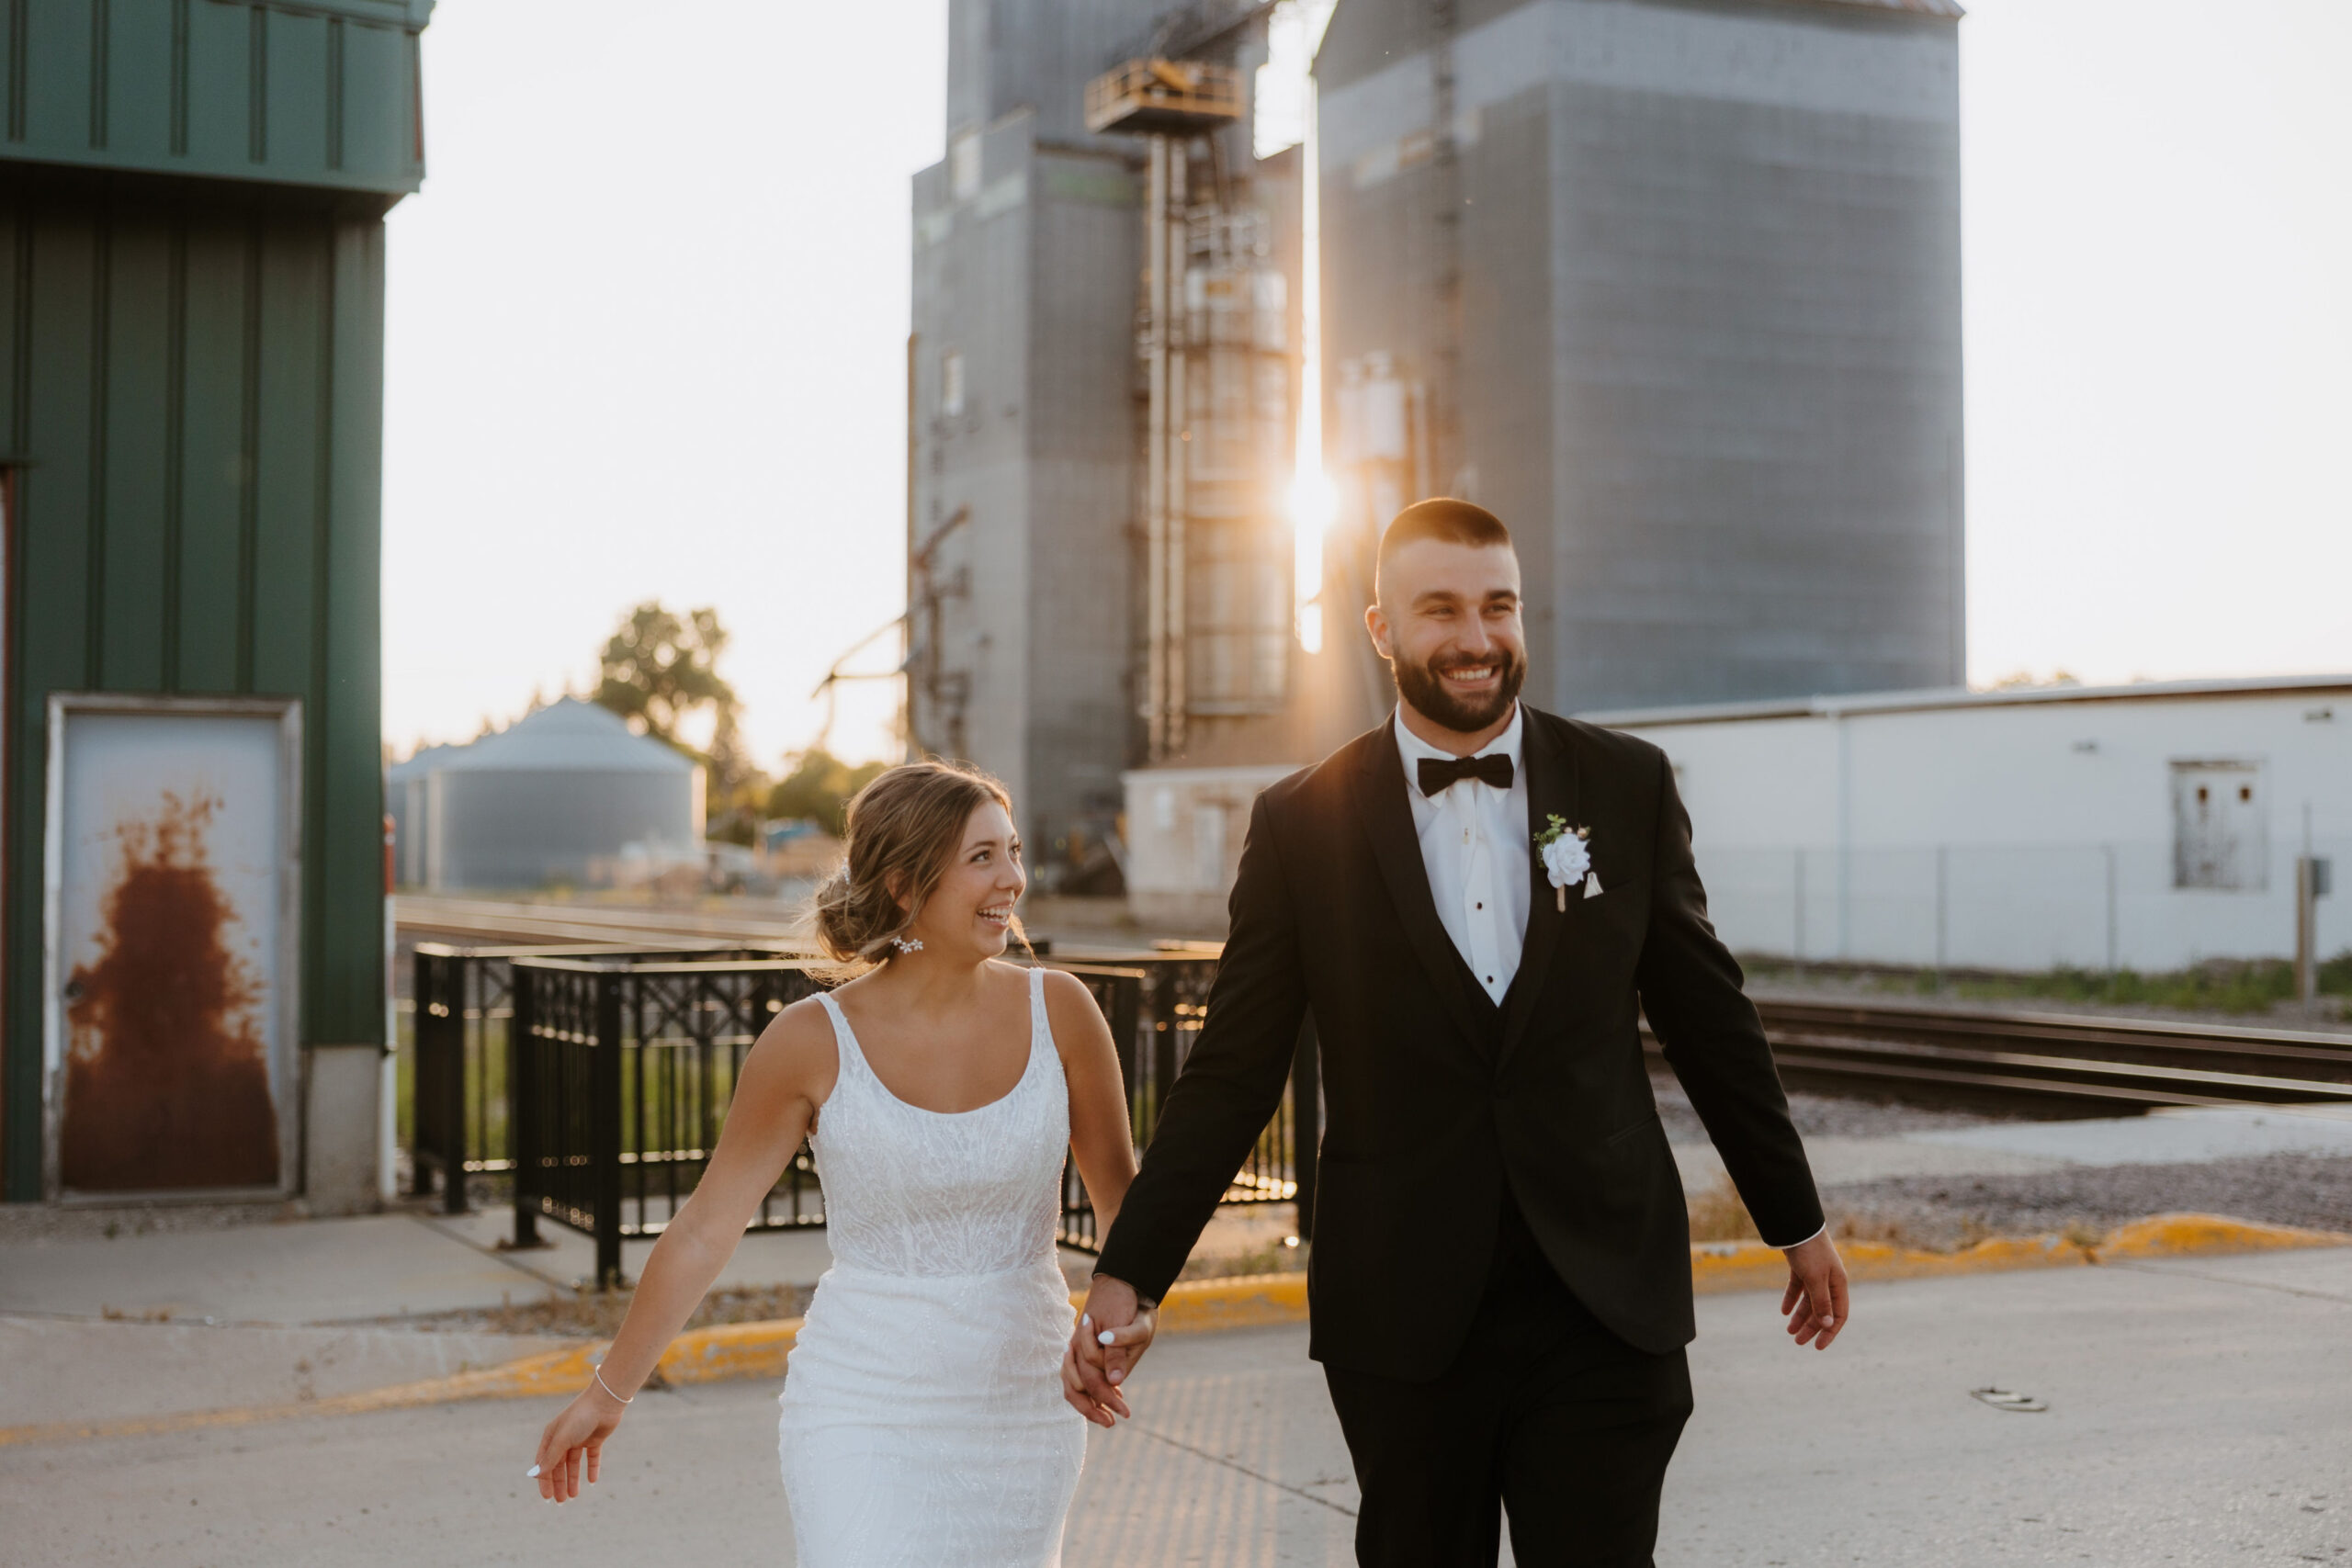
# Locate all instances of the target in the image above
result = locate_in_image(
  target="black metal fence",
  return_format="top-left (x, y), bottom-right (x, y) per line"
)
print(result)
top-left (507, 955), bottom-right (831, 1286)
top-left (408, 942), bottom-right (1316, 1288)
top-left (407, 941), bottom-right (770, 1213)
top-left (1048, 961), bottom-right (1319, 1256)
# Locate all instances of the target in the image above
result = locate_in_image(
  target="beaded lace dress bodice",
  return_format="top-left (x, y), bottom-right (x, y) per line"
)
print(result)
top-left (808, 975), bottom-right (1067, 1278)
top-left (775, 965), bottom-right (1086, 1568)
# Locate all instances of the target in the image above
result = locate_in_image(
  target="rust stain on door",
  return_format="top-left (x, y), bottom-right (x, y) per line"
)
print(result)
top-left (61, 792), bottom-right (281, 1191)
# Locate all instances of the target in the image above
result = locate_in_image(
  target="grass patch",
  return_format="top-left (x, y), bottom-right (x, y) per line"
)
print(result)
top-left (1747, 953), bottom-right (2352, 1019)
top-left (393, 1006), bottom-right (414, 1153)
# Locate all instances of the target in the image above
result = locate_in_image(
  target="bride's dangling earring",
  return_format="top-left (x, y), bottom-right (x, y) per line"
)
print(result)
top-left (889, 934), bottom-right (924, 954)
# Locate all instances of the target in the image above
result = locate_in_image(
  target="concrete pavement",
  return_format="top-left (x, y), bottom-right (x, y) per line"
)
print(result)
top-left (0, 1316), bottom-right (573, 1429)
top-left (0, 1213), bottom-right (569, 1325)
top-left (1670, 1100), bottom-right (2352, 1191)
top-left (3, 1245), bottom-right (2344, 1565)
top-left (0, 1201), bottom-right (1300, 1325)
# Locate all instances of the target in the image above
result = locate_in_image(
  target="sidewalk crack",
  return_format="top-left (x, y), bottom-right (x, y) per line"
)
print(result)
top-left (407, 1213), bottom-right (572, 1293)
top-left (2105, 1259), bottom-right (2352, 1305)
top-left (1125, 1422), bottom-right (1359, 1517)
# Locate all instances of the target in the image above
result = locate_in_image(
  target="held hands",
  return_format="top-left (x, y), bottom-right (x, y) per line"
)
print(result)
top-left (1780, 1231), bottom-right (1850, 1350)
top-left (1061, 1274), bottom-right (1159, 1427)
top-left (531, 1378), bottom-right (628, 1503)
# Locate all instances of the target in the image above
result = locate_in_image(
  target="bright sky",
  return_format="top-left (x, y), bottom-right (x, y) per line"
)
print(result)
top-left (382, 0), bottom-right (2352, 769)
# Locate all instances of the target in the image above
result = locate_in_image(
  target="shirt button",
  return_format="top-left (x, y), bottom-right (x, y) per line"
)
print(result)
top-left (1476, 902), bottom-right (1483, 909)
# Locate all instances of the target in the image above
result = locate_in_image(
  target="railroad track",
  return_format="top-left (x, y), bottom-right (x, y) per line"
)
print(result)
top-left (1731, 998), bottom-right (2352, 1112)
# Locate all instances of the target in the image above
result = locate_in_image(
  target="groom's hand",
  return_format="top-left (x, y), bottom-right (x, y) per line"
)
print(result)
top-left (1780, 1232), bottom-right (1849, 1349)
top-left (1062, 1274), bottom-right (1159, 1427)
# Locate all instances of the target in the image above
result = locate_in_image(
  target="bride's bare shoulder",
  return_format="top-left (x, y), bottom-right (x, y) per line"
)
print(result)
top-left (746, 992), bottom-right (842, 1101)
top-left (1035, 966), bottom-right (1113, 1057)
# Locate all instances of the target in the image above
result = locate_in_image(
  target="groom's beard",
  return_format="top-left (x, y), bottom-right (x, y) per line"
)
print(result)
top-left (1391, 643), bottom-right (1528, 734)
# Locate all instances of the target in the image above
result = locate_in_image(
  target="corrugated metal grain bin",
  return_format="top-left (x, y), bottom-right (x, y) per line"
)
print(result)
top-left (0, 0), bottom-right (434, 1209)
top-left (413, 700), bottom-right (704, 893)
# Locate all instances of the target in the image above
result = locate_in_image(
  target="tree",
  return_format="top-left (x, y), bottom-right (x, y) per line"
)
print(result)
top-left (766, 749), bottom-right (888, 837)
top-left (593, 603), bottom-right (774, 838)
top-left (593, 603), bottom-right (740, 748)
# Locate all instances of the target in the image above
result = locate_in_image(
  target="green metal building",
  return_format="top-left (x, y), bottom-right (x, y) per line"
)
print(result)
top-left (1, 0), bottom-right (431, 1207)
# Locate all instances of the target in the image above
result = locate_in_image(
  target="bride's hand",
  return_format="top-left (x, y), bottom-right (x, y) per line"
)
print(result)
top-left (533, 1388), bottom-right (624, 1503)
top-left (1064, 1276), bottom-right (1158, 1426)
top-left (1096, 1303), bottom-right (1157, 1390)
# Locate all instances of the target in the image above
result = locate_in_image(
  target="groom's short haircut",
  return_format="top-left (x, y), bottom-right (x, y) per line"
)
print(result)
top-left (1375, 498), bottom-right (1514, 598)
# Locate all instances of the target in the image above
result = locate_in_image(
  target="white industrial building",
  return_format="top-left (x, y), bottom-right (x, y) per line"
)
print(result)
top-left (1124, 761), bottom-right (1302, 930)
top-left (1125, 676), bottom-right (2349, 972)
top-left (1600, 676), bottom-right (2348, 973)
top-left (389, 700), bottom-right (704, 893)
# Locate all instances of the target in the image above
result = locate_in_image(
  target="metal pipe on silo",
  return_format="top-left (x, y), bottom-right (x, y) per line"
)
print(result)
top-left (1144, 138), bottom-right (1170, 758)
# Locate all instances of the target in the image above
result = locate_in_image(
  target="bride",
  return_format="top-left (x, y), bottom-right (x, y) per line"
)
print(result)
top-left (530, 761), bottom-right (1148, 1565)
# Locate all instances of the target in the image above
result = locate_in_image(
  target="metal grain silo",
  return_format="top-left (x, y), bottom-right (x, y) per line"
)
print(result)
top-left (1315, 0), bottom-right (1968, 719)
top-left (907, 0), bottom-right (1306, 883)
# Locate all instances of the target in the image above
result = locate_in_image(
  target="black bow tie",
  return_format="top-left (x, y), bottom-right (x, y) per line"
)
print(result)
top-left (1418, 752), bottom-right (1514, 796)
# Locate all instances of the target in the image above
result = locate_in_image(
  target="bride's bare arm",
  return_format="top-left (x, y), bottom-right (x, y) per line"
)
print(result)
top-left (1044, 969), bottom-right (1153, 1426)
top-left (1045, 969), bottom-right (1139, 1238)
top-left (531, 998), bottom-right (836, 1503)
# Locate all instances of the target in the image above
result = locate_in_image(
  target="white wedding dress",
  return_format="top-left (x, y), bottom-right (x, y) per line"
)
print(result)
top-left (778, 966), bottom-right (1087, 1565)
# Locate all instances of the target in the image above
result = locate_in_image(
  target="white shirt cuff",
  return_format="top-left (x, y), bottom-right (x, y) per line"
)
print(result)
top-left (1769, 1222), bottom-right (1826, 1251)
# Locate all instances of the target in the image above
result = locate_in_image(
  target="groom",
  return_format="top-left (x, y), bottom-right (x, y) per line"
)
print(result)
top-left (1068, 499), bottom-right (1849, 1564)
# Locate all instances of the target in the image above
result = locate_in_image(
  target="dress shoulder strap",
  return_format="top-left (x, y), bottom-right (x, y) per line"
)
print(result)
top-left (812, 990), bottom-right (871, 1087)
top-left (1027, 964), bottom-right (1067, 1083)
top-left (1030, 964), bottom-right (1057, 1051)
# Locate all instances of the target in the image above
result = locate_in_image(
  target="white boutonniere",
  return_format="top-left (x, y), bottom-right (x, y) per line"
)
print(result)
top-left (1535, 814), bottom-right (1598, 911)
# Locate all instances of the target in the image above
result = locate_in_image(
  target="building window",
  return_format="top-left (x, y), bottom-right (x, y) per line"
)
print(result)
top-left (2171, 759), bottom-right (2268, 891)
top-left (941, 351), bottom-right (965, 418)
top-left (949, 132), bottom-right (981, 202)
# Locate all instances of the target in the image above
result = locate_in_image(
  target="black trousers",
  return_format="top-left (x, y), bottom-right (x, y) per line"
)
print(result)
top-left (1323, 1194), bottom-right (1693, 1567)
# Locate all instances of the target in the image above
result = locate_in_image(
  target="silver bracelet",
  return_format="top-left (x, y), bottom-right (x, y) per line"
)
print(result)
top-left (592, 1365), bottom-right (634, 1405)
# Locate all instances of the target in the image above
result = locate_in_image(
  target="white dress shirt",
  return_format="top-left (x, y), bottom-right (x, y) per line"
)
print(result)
top-left (1395, 705), bottom-right (1529, 1005)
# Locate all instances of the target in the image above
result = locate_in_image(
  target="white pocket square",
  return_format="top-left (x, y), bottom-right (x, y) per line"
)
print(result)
top-left (1583, 872), bottom-right (1602, 899)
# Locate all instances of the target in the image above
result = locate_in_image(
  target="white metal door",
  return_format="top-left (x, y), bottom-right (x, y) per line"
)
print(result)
top-left (2170, 759), bottom-right (2268, 892)
top-left (45, 700), bottom-right (301, 1197)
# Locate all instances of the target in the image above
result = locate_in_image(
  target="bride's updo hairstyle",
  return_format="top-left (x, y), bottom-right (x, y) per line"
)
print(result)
top-left (809, 760), bottom-right (1027, 977)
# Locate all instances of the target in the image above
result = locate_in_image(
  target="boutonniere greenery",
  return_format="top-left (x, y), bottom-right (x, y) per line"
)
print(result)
top-left (1535, 815), bottom-right (1597, 910)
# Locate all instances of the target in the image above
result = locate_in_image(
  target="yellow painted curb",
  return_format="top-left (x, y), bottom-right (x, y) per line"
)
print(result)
top-left (1149, 1270), bottom-right (1312, 1334)
top-left (2096, 1212), bottom-right (2352, 1259)
top-left (1689, 1211), bottom-right (2352, 1294)
top-left (655, 1316), bottom-right (801, 1385)
top-left (4, 1213), bottom-right (2341, 1450)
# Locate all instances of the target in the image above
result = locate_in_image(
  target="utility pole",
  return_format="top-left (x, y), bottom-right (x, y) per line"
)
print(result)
top-left (2296, 802), bottom-right (2333, 1005)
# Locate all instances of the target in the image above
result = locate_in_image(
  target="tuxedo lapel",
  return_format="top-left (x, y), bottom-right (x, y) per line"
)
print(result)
top-left (1352, 721), bottom-right (1496, 1059)
top-left (1498, 711), bottom-right (1580, 1071)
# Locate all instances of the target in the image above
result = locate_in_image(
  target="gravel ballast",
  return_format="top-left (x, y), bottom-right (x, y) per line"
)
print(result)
top-left (1650, 1073), bottom-right (1997, 1145)
top-left (1820, 1153), bottom-right (2352, 1248)
top-left (1651, 1068), bottom-right (2352, 1247)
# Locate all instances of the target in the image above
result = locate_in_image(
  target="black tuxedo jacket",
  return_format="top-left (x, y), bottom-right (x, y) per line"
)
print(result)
top-left (1093, 705), bottom-right (1824, 1379)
